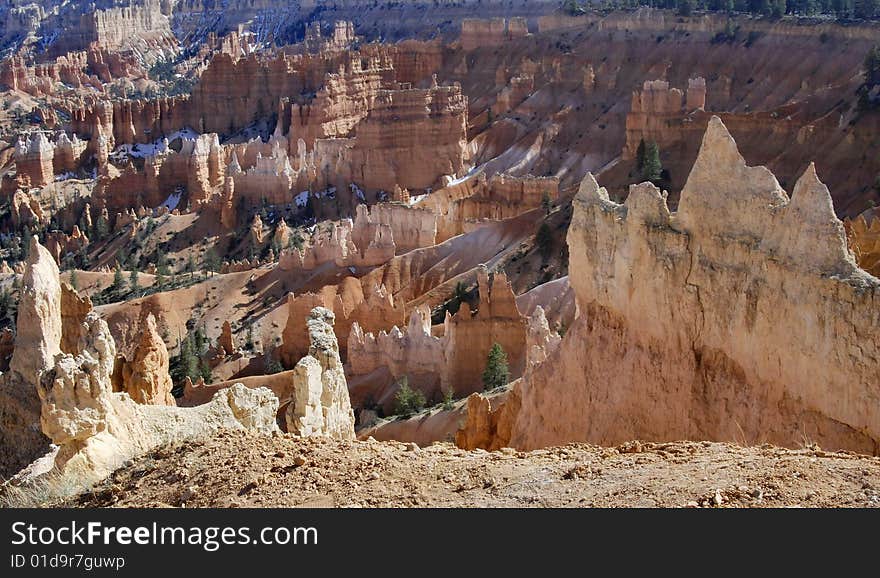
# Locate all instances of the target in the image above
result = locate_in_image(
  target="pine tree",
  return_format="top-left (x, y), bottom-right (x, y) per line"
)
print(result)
top-left (541, 191), bottom-right (553, 216)
top-left (93, 214), bottom-right (109, 241)
top-left (641, 141), bottom-right (662, 184)
top-left (155, 248), bottom-right (170, 275)
top-left (442, 387), bottom-right (455, 411)
top-left (482, 342), bottom-right (510, 391)
top-left (244, 323), bottom-right (254, 350)
top-left (129, 269), bottom-right (139, 293)
top-left (203, 248), bottom-right (221, 277)
top-left (69, 269), bottom-right (78, 290)
top-left (111, 266), bottom-right (125, 293)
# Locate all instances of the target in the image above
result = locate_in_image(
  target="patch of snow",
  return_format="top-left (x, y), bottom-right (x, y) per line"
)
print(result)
top-left (408, 194), bottom-right (429, 205)
top-left (350, 183), bottom-right (366, 202)
top-left (161, 190), bottom-right (182, 211)
top-left (445, 165), bottom-right (479, 186)
top-left (294, 190), bottom-right (310, 208)
top-left (54, 172), bottom-right (77, 182)
top-left (109, 128), bottom-right (198, 163)
top-left (348, 266), bottom-right (356, 274)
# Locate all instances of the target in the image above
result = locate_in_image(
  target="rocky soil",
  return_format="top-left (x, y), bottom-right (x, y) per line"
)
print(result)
top-left (69, 430), bottom-right (880, 508)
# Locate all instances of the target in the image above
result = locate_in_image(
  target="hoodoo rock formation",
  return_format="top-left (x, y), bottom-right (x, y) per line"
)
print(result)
top-left (40, 311), bottom-right (278, 490)
top-left (6, 6), bottom-right (880, 505)
top-left (505, 117), bottom-right (879, 453)
top-left (347, 267), bottom-right (527, 407)
top-left (117, 314), bottom-right (175, 406)
top-left (1, 240), bottom-right (279, 489)
top-left (847, 209), bottom-right (880, 277)
top-left (0, 239), bottom-right (58, 477)
top-left (285, 307), bottom-right (356, 440)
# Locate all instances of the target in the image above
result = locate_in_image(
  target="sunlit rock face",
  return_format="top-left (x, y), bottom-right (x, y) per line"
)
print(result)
top-left (507, 117), bottom-right (879, 453)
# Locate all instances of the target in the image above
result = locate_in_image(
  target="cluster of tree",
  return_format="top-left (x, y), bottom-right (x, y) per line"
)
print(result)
top-left (431, 281), bottom-right (474, 324)
top-left (388, 342), bottom-right (510, 418)
top-left (169, 321), bottom-right (213, 396)
top-left (859, 44), bottom-right (880, 110)
top-left (0, 283), bottom-right (19, 331)
top-left (564, 0), bottom-right (880, 20)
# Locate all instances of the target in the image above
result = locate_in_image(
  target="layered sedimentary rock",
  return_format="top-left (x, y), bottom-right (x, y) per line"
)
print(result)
top-left (40, 311), bottom-right (278, 489)
top-left (9, 238), bottom-right (62, 387)
top-left (14, 132), bottom-right (54, 188)
top-left (443, 268), bottom-right (526, 394)
top-left (353, 203), bottom-right (437, 255)
top-left (219, 320), bottom-right (235, 355)
top-left (285, 307), bottom-right (356, 439)
top-left (1, 239), bottom-right (278, 485)
top-left (60, 281), bottom-right (91, 355)
top-left (10, 191), bottom-right (46, 227)
top-left (75, 41), bottom-right (465, 219)
top-left (344, 82), bottom-right (469, 191)
top-left (347, 304), bottom-right (445, 405)
top-left (45, 227), bottom-right (89, 266)
top-left (460, 17), bottom-right (528, 51)
top-left (302, 21), bottom-right (356, 54)
top-left (507, 117), bottom-right (880, 453)
top-left (0, 45), bottom-right (142, 97)
top-left (347, 267), bottom-right (527, 405)
top-left (422, 173), bottom-right (559, 241)
top-left (280, 277), bottom-right (405, 365)
top-left (277, 202), bottom-right (434, 273)
top-left (56, 0), bottom-right (176, 53)
top-left (623, 78), bottom-right (707, 160)
top-left (455, 388), bottom-right (519, 451)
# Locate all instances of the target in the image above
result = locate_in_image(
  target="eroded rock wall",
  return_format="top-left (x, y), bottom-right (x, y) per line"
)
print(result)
top-left (509, 117), bottom-right (880, 453)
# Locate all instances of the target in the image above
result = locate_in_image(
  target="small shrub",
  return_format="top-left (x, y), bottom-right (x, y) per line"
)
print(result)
top-left (442, 387), bottom-right (455, 411)
top-left (393, 377), bottom-right (426, 417)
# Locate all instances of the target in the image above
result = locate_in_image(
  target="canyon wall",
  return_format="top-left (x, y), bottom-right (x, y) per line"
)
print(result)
top-left (347, 267), bottom-right (527, 408)
top-left (421, 172), bottom-right (558, 241)
top-left (508, 117), bottom-right (880, 454)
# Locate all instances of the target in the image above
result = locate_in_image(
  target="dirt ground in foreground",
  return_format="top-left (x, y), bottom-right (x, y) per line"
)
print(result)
top-left (69, 430), bottom-right (880, 508)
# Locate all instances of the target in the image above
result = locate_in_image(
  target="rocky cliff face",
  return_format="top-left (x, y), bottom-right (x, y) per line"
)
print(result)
top-left (623, 78), bottom-right (705, 160)
top-left (421, 173), bottom-right (559, 241)
top-left (14, 132), bottom-right (54, 189)
top-left (40, 311), bottom-right (278, 490)
top-left (460, 17), bottom-right (528, 51)
top-left (508, 117), bottom-right (880, 453)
